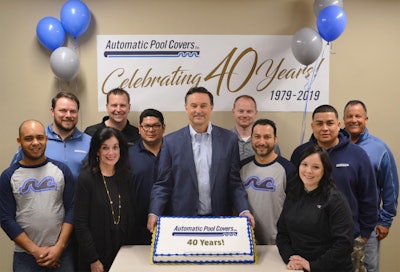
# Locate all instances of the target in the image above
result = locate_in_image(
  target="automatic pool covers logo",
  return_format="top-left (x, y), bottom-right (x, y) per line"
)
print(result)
top-left (103, 39), bottom-right (200, 58)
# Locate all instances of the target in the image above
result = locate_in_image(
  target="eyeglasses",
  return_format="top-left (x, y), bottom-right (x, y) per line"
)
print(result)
top-left (140, 124), bottom-right (163, 131)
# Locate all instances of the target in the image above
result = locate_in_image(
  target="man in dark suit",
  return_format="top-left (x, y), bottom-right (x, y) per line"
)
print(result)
top-left (147, 87), bottom-right (255, 232)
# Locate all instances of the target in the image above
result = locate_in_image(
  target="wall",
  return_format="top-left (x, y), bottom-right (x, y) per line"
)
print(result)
top-left (0, 0), bottom-right (399, 271)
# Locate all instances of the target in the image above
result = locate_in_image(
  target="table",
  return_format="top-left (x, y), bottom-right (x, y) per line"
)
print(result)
top-left (110, 245), bottom-right (301, 271)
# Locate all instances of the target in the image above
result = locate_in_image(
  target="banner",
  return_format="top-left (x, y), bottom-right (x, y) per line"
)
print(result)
top-left (97, 35), bottom-right (329, 112)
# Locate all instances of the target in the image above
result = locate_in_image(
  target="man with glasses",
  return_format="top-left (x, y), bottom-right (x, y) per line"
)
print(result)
top-left (129, 108), bottom-right (166, 244)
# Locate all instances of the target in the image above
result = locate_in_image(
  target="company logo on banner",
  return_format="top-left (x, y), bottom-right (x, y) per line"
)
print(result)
top-left (97, 35), bottom-right (329, 112)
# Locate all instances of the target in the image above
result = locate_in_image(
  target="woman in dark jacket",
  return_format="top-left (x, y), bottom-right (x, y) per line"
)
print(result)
top-left (276, 145), bottom-right (354, 272)
top-left (74, 127), bottom-right (136, 271)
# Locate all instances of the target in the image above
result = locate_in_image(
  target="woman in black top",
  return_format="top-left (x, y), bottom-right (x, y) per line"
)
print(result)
top-left (276, 145), bottom-right (354, 272)
top-left (74, 127), bottom-right (136, 271)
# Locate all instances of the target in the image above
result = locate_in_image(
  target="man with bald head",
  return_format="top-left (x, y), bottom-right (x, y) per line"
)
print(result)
top-left (0, 120), bottom-right (75, 271)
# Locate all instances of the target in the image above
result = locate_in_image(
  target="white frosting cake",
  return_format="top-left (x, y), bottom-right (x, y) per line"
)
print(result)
top-left (151, 216), bottom-right (255, 264)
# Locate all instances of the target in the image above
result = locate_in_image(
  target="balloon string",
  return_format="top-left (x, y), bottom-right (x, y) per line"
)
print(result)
top-left (72, 38), bottom-right (79, 52)
top-left (299, 42), bottom-right (328, 144)
top-left (71, 38), bottom-right (79, 95)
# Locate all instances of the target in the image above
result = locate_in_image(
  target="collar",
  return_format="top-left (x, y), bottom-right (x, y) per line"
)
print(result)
top-left (189, 122), bottom-right (212, 139)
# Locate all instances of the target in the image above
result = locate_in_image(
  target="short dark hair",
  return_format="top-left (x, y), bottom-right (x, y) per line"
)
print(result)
top-left (312, 104), bottom-right (338, 119)
top-left (107, 88), bottom-right (130, 104)
top-left (344, 100), bottom-right (368, 116)
top-left (233, 95), bottom-right (257, 109)
top-left (139, 108), bottom-right (164, 125)
top-left (251, 119), bottom-right (277, 136)
top-left (51, 91), bottom-right (80, 110)
top-left (184, 87), bottom-right (214, 105)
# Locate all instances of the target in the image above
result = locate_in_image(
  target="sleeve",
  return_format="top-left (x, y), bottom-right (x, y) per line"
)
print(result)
top-left (229, 135), bottom-right (250, 214)
top-left (279, 158), bottom-right (296, 194)
top-left (310, 191), bottom-right (354, 271)
top-left (377, 149), bottom-right (399, 227)
top-left (83, 124), bottom-right (99, 137)
top-left (62, 165), bottom-right (74, 224)
top-left (74, 171), bottom-right (99, 263)
top-left (148, 140), bottom-right (173, 216)
top-left (0, 168), bottom-right (24, 240)
top-left (290, 145), bottom-right (303, 168)
top-left (276, 199), bottom-right (296, 263)
top-left (357, 149), bottom-right (379, 238)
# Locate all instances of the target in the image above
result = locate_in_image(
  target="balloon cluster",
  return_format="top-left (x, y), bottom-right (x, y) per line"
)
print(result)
top-left (291, 0), bottom-right (347, 66)
top-left (36, 0), bottom-right (91, 81)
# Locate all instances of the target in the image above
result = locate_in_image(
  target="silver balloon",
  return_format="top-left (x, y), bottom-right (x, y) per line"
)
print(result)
top-left (50, 47), bottom-right (80, 81)
top-left (313, 0), bottom-right (343, 16)
top-left (291, 27), bottom-right (323, 66)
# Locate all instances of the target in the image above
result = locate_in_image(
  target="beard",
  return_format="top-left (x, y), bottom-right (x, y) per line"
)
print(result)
top-left (254, 145), bottom-right (274, 158)
top-left (22, 148), bottom-right (45, 161)
top-left (54, 118), bottom-right (76, 134)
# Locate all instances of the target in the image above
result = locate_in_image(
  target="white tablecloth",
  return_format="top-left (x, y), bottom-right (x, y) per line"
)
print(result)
top-left (110, 245), bottom-right (301, 272)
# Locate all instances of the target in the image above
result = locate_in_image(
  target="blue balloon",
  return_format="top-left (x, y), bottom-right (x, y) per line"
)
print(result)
top-left (36, 17), bottom-right (66, 51)
top-left (60, 0), bottom-right (91, 39)
top-left (317, 6), bottom-right (347, 42)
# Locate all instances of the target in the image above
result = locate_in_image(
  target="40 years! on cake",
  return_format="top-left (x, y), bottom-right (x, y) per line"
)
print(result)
top-left (151, 216), bottom-right (256, 264)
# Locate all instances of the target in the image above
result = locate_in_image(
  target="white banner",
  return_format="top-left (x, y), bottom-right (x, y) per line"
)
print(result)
top-left (97, 35), bottom-right (329, 112)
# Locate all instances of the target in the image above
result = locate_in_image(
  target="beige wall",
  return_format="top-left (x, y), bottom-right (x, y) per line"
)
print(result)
top-left (1, 0), bottom-right (399, 271)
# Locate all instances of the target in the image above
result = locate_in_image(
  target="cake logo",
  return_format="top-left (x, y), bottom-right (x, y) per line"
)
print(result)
top-left (173, 225), bottom-right (238, 236)
top-left (172, 225), bottom-right (238, 246)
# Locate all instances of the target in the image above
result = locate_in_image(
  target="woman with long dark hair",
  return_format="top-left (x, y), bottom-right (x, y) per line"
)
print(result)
top-left (74, 127), bottom-right (136, 271)
top-left (276, 145), bottom-right (354, 272)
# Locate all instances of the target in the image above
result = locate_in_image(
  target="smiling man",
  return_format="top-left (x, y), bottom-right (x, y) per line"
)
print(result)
top-left (11, 92), bottom-right (91, 181)
top-left (129, 108), bottom-right (166, 244)
top-left (0, 120), bottom-right (74, 271)
top-left (240, 119), bottom-right (295, 245)
top-left (85, 88), bottom-right (140, 146)
top-left (231, 95), bottom-right (281, 160)
top-left (290, 104), bottom-right (377, 272)
top-left (343, 100), bottom-right (399, 272)
top-left (147, 87), bottom-right (255, 233)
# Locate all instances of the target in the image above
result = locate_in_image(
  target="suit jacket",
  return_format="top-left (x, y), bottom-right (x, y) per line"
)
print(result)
top-left (149, 124), bottom-right (250, 216)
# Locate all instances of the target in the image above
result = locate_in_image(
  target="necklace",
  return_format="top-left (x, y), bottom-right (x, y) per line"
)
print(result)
top-left (102, 174), bottom-right (121, 225)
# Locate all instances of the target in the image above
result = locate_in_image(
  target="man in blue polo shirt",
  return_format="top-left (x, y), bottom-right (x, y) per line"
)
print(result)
top-left (343, 100), bottom-right (399, 272)
top-left (10, 91), bottom-right (91, 181)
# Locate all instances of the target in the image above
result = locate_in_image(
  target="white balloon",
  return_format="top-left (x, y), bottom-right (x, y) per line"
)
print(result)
top-left (313, 0), bottom-right (343, 16)
top-left (50, 47), bottom-right (80, 81)
top-left (291, 27), bottom-right (323, 66)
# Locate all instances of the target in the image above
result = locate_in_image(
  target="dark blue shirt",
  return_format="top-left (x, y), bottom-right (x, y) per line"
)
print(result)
top-left (129, 139), bottom-right (161, 244)
top-left (290, 129), bottom-right (378, 238)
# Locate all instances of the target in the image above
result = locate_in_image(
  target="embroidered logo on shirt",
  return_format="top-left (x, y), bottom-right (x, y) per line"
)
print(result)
top-left (243, 176), bottom-right (276, 192)
top-left (19, 176), bottom-right (58, 194)
top-left (336, 163), bottom-right (349, 168)
top-left (74, 149), bottom-right (88, 153)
